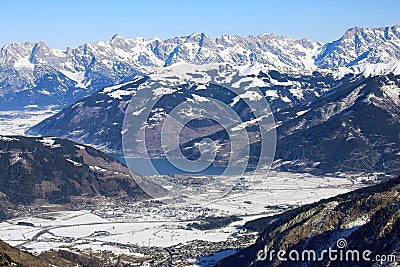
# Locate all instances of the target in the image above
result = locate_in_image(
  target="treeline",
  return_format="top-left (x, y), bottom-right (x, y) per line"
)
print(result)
top-left (188, 215), bottom-right (242, 230)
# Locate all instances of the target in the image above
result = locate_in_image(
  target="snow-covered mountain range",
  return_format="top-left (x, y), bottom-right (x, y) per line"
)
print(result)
top-left (1, 25), bottom-right (400, 110)
top-left (2, 24), bottom-right (400, 175)
top-left (26, 63), bottom-right (342, 156)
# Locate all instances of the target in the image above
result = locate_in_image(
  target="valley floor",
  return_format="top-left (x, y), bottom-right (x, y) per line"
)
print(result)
top-left (0, 108), bottom-right (59, 135)
top-left (0, 171), bottom-right (368, 266)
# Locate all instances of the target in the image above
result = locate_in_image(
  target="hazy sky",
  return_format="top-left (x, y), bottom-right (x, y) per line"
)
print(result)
top-left (2, 0), bottom-right (399, 49)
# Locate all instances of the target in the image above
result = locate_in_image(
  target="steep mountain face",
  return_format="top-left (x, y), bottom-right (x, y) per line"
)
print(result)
top-left (2, 25), bottom-right (400, 110)
top-left (217, 176), bottom-right (400, 266)
top-left (316, 25), bottom-right (400, 68)
top-left (0, 135), bottom-right (147, 220)
top-left (272, 73), bottom-right (400, 174)
top-left (0, 40), bottom-right (140, 110)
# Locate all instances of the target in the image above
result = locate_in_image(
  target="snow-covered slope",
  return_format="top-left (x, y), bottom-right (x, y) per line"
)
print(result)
top-left (29, 61), bottom-right (400, 175)
top-left (26, 63), bottom-right (337, 153)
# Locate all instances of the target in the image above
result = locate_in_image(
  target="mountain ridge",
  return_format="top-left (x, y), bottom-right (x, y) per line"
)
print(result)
top-left (0, 135), bottom-right (148, 220)
top-left (316, 24), bottom-right (400, 68)
top-left (1, 24), bottom-right (400, 110)
top-left (27, 63), bottom-right (400, 176)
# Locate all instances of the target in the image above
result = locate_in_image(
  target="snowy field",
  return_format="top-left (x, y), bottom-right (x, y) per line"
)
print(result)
top-left (0, 108), bottom-right (58, 135)
top-left (0, 171), bottom-right (364, 265)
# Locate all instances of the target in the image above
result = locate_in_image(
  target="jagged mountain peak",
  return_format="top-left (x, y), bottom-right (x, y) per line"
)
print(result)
top-left (184, 32), bottom-right (212, 44)
top-left (341, 24), bottom-right (400, 41)
top-left (29, 41), bottom-right (52, 64)
top-left (342, 26), bottom-right (363, 39)
top-left (109, 33), bottom-right (129, 49)
top-left (110, 33), bottom-right (123, 41)
top-left (1, 25), bottom-right (400, 110)
top-left (187, 32), bottom-right (209, 38)
top-left (33, 40), bottom-right (48, 47)
top-left (316, 24), bottom-right (400, 68)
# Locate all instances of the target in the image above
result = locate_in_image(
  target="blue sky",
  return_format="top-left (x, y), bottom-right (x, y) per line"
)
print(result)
top-left (2, 0), bottom-right (400, 49)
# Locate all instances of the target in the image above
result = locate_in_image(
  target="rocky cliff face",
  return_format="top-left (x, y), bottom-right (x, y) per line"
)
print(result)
top-left (316, 25), bottom-right (400, 68)
top-left (1, 25), bottom-right (400, 110)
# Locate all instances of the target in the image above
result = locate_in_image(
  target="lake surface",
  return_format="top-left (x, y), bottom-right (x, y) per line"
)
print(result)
top-left (124, 158), bottom-right (252, 176)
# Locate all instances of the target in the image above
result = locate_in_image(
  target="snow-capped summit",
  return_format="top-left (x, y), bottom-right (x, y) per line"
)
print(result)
top-left (316, 24), bottom-right (400, 68)
top-left (1, 25), bottom-right (400, 110)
